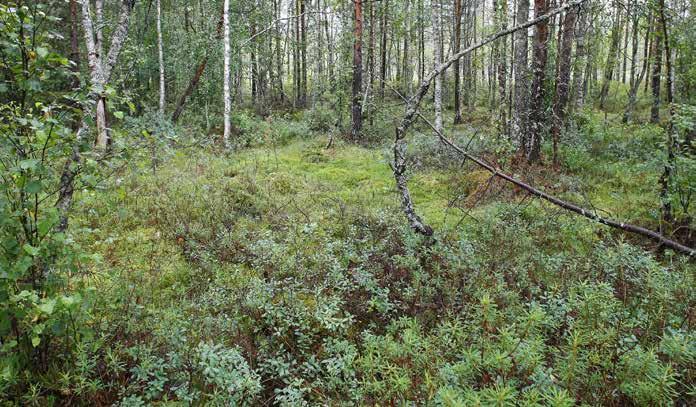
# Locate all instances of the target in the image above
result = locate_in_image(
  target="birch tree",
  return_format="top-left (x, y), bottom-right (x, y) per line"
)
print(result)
top-left (157, 0), bottom-right (165, 115)
top-left (223, 0), bottom-right (232, 147)
top-left (432, 0), bottom-right (443, 135)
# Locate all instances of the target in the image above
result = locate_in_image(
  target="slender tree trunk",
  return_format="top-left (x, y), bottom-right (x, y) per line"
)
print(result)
top-left (495, 0), bottom-right (509, 136)
top-left (369, 0), bottom-right (376, 125)
top-left (526, 0), bottom-right (549, 163)
top-left (58, 0), bottom-right (135, 230)
top-left (223, 0), bottom-right (231, 146)
top-left (453, 0), bottom-right (463, 124)
top-left (599, 5), bottom-right (623, 109)
top-left (380, 0), bottom-right (389, 99)
top-left (418, 0), bottom-right (425, 85)
top-left (251, 21), bottom-right (258, 106)
top-left (623, 8), bottom-right (645, 123)
top-left (551, 4), bottom-right (577, 167)
top-left (621, 0), bottom-right (631, 84)
top-left (513, 0), bottom-right (529, 146)
top-left (171, 6), bottom-right (225, 123)
top-left (293, 0), bottom-right (300, 106)
top-left (69, 0), bottom-right (80, 89)
top-left (650, 10), bottom-right (663, 123)
top-left (300, 0), bottom-right (307, 106)
top-left (572, 6), bottom-right (587, 110)
top-left (274, 0), bottom-right (285, 102)
top-left (433, 0), bottom-right (443, 134)
top-left (157, 0), bottom-right (165, 114)
top-left (352, 0), bottom-right (363, 139)
top-left (658, 0), bottom-right (674, 230)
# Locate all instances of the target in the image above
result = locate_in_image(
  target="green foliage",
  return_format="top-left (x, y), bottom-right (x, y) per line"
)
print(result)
top-left (0, 3), bottom-right (96, 401)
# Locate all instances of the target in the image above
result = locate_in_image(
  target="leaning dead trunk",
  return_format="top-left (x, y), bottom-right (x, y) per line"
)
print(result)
top-left (391, 0), bottom-right (588, 236)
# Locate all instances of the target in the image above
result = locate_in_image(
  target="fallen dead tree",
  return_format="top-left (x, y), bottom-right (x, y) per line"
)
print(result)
top-left (391, 0), bottom-right (695, 257)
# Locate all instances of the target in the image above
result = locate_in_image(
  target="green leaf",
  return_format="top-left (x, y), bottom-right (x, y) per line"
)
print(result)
top-left (31, 336), bottom-right (40, 347)
top-left (38, 299), bottom-right (56, 315)
top-left (36, 47), bottom-right (48, 58)
top-left (113, 111), bottom-right (124, 119)
top-left (22, 244), bottom-right (39, 256)
top-left (25, 180), bottom-right (41, 194)
top-left (19, 159), bottom-right (39, 170)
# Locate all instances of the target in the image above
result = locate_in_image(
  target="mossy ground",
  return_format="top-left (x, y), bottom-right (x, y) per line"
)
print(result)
top-left (65, 109), bottom-right (694, 405)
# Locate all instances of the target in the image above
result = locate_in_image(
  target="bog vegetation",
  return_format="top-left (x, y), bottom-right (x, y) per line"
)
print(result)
top-left (0, 0), bottom-right (695, 405)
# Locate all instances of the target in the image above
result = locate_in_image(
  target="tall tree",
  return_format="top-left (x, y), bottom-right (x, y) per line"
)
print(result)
top-left (650, 6), bottom-right (663, 123)
top-left (352, 0), bottom-right (363, 139)
top-left (512, 0), bottom-right (529, 144)
top-left (623, 6), bottom-right (648, 123)
top-left (58, 0), bottom-right (136, 229)
top-left (526, 0), bottom-right (550, 163)
top-left (453, 0), bottom-right (464, 124)
top-left (171, 5), bottom-right (224, 123)
top-left (494, 0), bottom-right (509, 136)
top-left (551, 4), bottom-right (577, 167)
top-left (223, 0), bottom-right (231, 146)
top-left (157, 0), bottom-right (165, 115)
top-left (599, 4), bottom-right (623, 109)
top-left (433, 0), bottom-right (443, 135)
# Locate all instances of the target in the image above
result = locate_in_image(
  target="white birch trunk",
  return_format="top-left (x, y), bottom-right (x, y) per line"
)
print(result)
top-left (157, 0), bottom-right (165, 115)
top-left (432, 0), bottom-right (443, 135)
top-left (223, 0), bottom-right (232, 147)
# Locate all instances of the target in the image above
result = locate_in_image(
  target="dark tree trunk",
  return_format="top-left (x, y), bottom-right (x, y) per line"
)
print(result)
top-left (650, 10), bottom-right (663, 123)
top-left (369, 0), bottom-right (375, 125)
top-left (513, 0), bottom-right (529, 145)
top-left (526, 0), bottom-right (549, 163)
top-left (453, 0), bottom-right (463, 124)
top-left (380, 0), bottom-right (389, 99)
top-left (300, 0), bottom-right (307, 106)
top-left (551, 5), bottom-right (577, 167)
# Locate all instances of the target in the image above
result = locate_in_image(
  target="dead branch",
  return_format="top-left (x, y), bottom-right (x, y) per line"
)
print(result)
top-left (391, 0), bottom-right (589, 236)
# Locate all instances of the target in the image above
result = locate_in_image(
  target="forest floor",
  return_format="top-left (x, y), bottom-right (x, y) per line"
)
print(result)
top-left (66, 110), bottom-right (694, 404)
